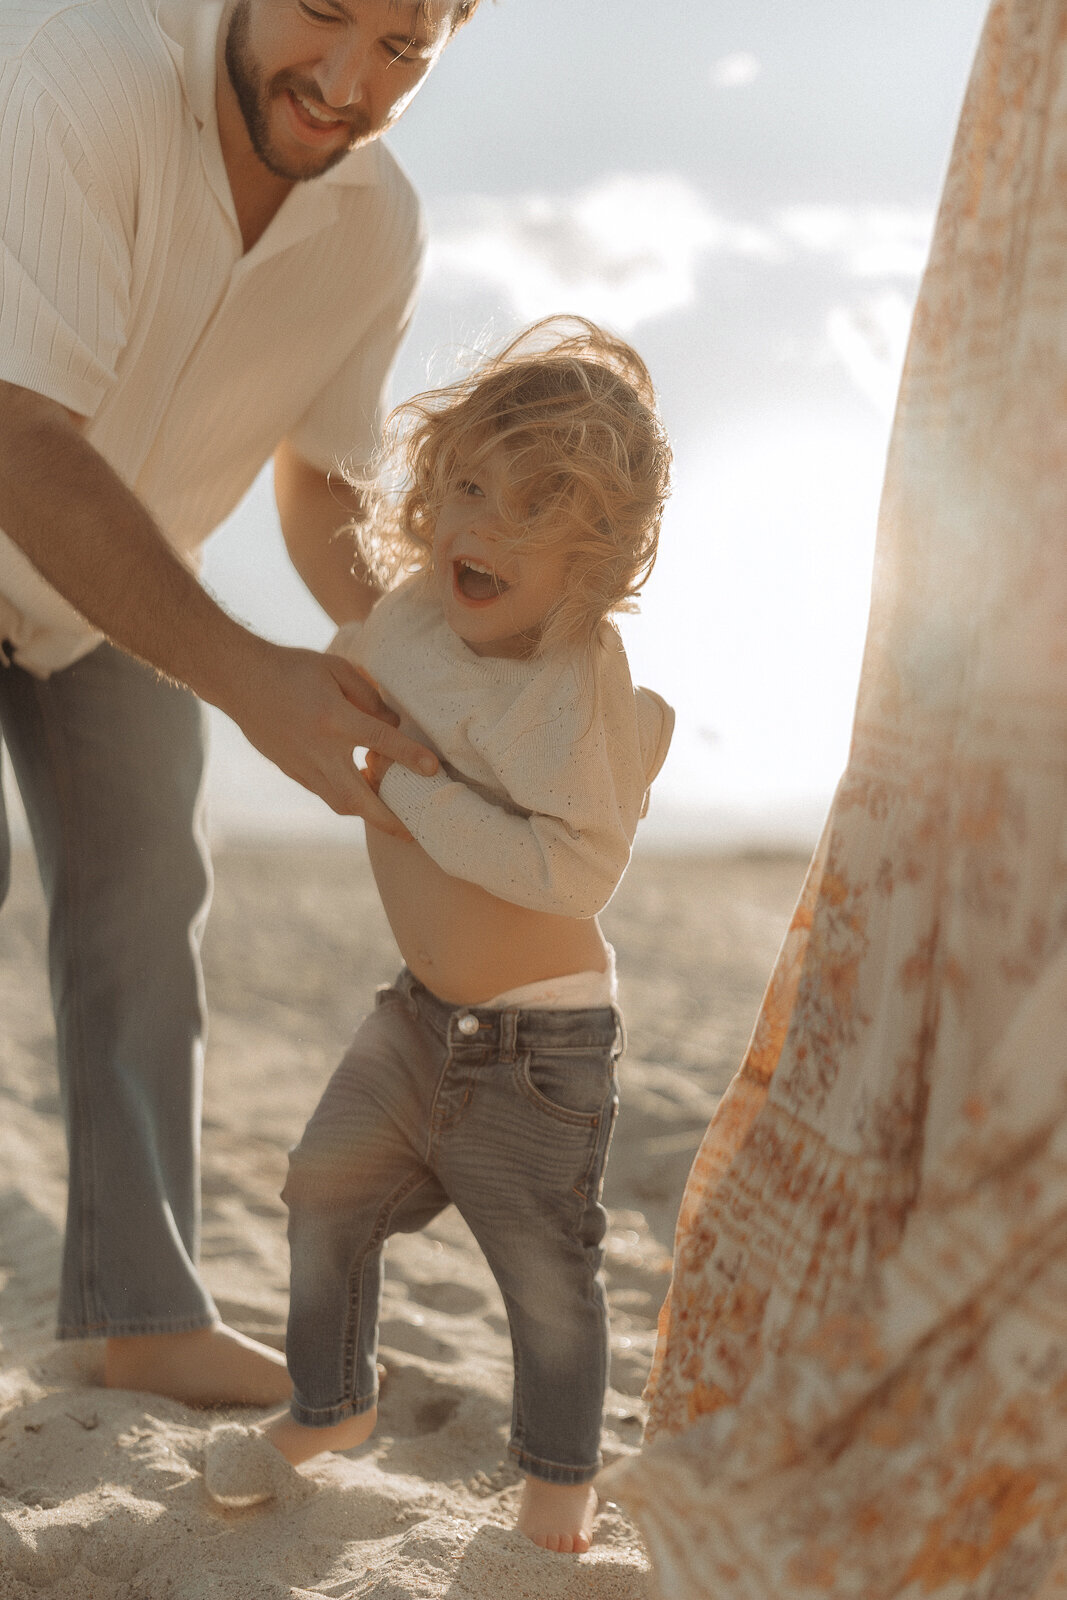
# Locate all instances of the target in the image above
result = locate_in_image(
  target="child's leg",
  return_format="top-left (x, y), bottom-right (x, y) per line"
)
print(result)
top-left (205, 985), bottom-right (452, 1504)
top-left (435, 1003), bottom-right (620, 1552)
top-left (471, 1193), bottom-right (611, 1552)
top-left (279, 988), bottom-right (450, 1453)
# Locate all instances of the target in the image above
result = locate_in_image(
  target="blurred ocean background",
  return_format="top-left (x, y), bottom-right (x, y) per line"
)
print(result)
top-left (3, 0), bottom-right (990, 851)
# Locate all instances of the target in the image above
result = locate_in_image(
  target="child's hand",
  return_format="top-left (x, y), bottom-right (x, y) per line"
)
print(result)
top-left (362, 748), bottom-right (394, 795)
top-left (359, 750), bottom-right (412, 841)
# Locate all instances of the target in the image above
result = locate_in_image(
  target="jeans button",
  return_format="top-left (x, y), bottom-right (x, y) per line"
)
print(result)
top-left (456, 1013), bottom-right (479, 1036)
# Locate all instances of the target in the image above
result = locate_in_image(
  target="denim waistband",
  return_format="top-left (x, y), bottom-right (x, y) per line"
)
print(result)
top-left (386, 968), bottom-right (623, 1056)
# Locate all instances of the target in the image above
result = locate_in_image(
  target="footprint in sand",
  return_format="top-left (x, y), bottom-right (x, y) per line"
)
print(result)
top-left (378, 1316), bottom-right (459, 1364)
top-left (405, 1279), bottom-right (490, 1317)
top-left (377, 1366), bottom-right (464, 1438)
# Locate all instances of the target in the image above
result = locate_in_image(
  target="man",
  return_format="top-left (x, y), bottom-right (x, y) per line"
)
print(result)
top-left (0, 0), bottom-right (479, 1405)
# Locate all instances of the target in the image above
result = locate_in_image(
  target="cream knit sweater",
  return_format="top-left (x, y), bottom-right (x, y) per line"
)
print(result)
top-left (331, 577), bottom-right (673, 918)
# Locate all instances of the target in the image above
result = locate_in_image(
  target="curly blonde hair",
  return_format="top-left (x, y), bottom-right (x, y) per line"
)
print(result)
top-left (352, 317), bottom-right (672, 655)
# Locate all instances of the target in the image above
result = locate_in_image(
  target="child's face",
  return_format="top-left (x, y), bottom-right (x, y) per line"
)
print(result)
top-left (431, 448), bottom-right (570, 659)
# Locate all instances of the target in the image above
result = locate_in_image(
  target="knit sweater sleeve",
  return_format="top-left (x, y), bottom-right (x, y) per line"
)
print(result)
top-left (377, 641), bottom-right (673, 917)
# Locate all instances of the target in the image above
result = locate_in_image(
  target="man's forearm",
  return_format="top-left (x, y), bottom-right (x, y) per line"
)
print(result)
top-left (0, 381), bottom-right (437, 826)
top-left (0, 381), bottom-right (257, 709)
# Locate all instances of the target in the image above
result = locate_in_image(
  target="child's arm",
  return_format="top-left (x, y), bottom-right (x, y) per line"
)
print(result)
top-left (376, 684), bottom-right (674, 918)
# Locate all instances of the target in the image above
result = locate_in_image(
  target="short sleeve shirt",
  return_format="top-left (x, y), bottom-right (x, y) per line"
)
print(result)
top-left (0, 0), bottom-right (424, 672)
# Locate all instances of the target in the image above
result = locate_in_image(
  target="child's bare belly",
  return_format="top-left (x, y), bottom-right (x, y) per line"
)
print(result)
top-left (366, 830), bottom-right (608, 1006)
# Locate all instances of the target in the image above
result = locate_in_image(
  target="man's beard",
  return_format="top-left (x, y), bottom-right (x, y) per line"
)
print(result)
top-left (224, 0), bottom-right (373, 182)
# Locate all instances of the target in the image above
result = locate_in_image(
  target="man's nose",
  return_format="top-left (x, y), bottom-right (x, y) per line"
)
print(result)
top-left (314, 40), bottom-right (369, 109)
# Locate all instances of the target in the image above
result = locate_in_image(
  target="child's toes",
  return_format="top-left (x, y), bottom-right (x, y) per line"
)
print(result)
top-left (203, 1422), bottom-right (308, 1509)
top-left (551, 1533), bottom-right (586, 1555)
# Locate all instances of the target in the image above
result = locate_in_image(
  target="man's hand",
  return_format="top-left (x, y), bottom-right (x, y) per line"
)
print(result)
top-left (214, 636), bottom-right (436, 834)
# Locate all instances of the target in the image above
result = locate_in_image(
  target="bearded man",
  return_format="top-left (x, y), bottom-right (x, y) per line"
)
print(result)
top-left (0, 0), bottom-right (478, 1404)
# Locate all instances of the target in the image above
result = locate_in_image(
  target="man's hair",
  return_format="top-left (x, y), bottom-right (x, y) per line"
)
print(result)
top-left (407, 0), bottom-right (483, 33)
top-left (351, 317), bottom-right (672, 653)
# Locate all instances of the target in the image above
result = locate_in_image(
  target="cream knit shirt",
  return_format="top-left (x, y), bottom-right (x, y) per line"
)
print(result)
top-left (331, 577), bottom-right (674, 918)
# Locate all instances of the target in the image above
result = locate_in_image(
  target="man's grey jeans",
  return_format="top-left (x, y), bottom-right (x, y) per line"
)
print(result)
top-left (0, 641), bottom-right (218, 1338)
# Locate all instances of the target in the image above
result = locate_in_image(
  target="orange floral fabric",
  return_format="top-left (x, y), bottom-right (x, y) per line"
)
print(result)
top-left (609, 3), bottom-right (1067, 1594)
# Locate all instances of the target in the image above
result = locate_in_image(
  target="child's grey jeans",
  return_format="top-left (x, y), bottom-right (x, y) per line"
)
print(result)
top-left (283, 967), bottom-right (623, 1485)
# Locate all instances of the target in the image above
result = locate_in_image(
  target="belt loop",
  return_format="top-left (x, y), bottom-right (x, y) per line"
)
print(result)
top-left (498, 1008), bottom-right (518, 1063)
top-left (397, 967), bottom-right (420, 1019)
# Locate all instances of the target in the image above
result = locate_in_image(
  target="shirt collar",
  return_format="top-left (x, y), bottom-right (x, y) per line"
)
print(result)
top-left (154, 0), bottom-right (384, 189)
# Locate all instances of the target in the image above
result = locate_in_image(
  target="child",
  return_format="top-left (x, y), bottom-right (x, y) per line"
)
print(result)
top-left (205, 318), bottom-right (674, 1554)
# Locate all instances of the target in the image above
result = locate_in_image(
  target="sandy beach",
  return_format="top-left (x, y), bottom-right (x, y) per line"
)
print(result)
top-left (0, 840), bottom-right (806, 1599)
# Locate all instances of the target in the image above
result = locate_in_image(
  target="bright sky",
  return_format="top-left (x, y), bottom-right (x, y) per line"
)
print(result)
top-left (198, 0), bottom-right (991, 846)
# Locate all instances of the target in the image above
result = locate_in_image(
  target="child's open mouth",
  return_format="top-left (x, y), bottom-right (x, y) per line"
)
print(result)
top-left (453, 560), bottom-right (510, 603)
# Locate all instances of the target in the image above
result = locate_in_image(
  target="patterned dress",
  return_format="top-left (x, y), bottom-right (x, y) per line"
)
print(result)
top-left (609, 4), bottom-right (1067, 1595)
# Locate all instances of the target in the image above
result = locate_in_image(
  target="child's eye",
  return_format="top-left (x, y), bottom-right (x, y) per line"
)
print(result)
top-left (299, 2), bottom-right (336, 20)
top-left (458, 480), bottom-right (485, 498)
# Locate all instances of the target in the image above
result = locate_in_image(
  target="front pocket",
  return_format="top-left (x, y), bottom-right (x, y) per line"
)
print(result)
top-left (514, 1050), bottom-right (614, 1126)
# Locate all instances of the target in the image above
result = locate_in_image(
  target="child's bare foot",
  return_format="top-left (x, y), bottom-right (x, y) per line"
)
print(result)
top-left (516, 1477), bottom-right (598, 1554)
top-left (104, 1324), bottom-right (291, 1406)
top-left (203, 1407), bottom-right (378, 1508)
top-left (263, 1405), bottom-right (378, 1466)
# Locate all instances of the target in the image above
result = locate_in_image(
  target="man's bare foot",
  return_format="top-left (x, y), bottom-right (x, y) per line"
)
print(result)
top-left (264, 1405), bottom-right (378, 1466)
top-left (516, 1477), bottom-right (598, 1554)
top-left (104, 1324), bottom-right (291, 1406)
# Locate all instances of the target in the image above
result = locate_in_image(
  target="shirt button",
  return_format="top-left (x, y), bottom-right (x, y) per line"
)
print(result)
top-left (456, 1013), bottom-right (479, 1036)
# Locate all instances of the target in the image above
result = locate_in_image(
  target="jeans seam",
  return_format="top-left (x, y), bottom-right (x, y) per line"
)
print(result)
top-left (506, 1443), bottom-right (602, 1484)
top-left (55, 1310), bottom-right (217, 1341)
top-left (507, 1316), bottom-right (525, 1461)
top-left (290, 1391), bottom-right (378, 1427)
top-left (589, 1083), bottom-right (620, 1204)
top-left (425, 1041), bottom-right (468, 1157)
top-left (342, 1169), bottom-right (436, 1404)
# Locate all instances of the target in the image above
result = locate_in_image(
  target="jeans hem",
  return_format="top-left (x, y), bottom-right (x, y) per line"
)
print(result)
top-left (55, 1311), bottom-right (220, 1341)
top-left (290, 1392), bottom-right (378, 1428)
top-left (508, 1443), bottom-right (602, 1485)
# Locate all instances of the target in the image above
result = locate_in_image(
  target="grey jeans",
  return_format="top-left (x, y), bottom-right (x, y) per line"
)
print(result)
top-left (283, 968), bottom-right (623, 1484)
top-left (0, 643), bottom-right (217, 1338)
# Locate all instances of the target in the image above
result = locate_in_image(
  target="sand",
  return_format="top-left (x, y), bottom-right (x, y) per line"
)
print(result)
top-left (0, 841), bottom-right (806, 1599)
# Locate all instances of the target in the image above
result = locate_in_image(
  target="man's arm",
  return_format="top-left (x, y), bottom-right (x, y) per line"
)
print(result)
top-left (0, 381), bottom-right (436, 827)
top-left (273, 440), bottom-right (380, 626)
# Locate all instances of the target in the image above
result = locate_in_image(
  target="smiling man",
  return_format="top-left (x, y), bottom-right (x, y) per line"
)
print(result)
top-left (224, 0), bottom-right (445, 178)
top-left (0, 0), bottom-right (478, 1404)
